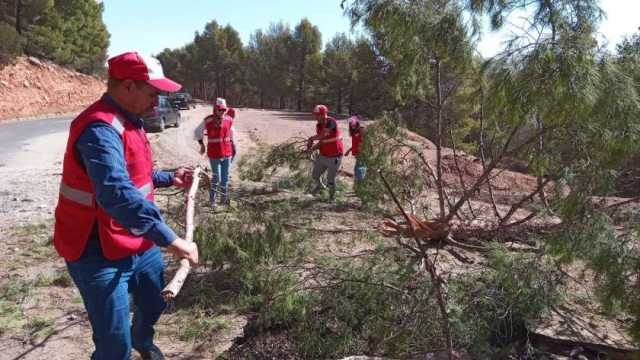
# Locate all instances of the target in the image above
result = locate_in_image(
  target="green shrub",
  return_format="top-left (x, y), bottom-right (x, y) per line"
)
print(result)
top-left (0, 22), bottom-right (23, 65)
top-left (450, 245), bottom-right (560, 357)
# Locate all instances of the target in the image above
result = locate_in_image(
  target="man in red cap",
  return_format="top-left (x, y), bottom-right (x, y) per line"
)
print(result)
top-left (53, 51), bottom-right (198, 360)
top-left (196, 97), bottom-right (234, 208)
top-left (306, 104), bottom-right (344, 202)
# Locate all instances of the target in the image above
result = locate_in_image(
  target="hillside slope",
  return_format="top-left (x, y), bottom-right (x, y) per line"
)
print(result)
top-left (0, 57), bottom-right (105, 121)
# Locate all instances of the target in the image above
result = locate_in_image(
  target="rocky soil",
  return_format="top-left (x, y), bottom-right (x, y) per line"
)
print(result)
top-left (0, 56), bottom-right (104, 121)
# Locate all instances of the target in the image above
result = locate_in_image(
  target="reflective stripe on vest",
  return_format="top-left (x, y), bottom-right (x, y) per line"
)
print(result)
top-left (138, 182), bottom-right (153, 198)
top-left (112, 116), bottom-right (126, 135)
top-left (59, 182), bottom-right (93, 207)
top-left (60, 181), bottom-right (153, 206)
top-left (208, 137), bottom-right (231, 144)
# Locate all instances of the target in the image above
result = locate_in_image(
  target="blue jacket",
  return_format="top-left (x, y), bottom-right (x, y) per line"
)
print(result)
top-left (75, 94), bottom-right (177, 251)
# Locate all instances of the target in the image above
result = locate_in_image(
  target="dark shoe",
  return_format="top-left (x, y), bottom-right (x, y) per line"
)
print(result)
top-left (309, 184), bottom-right (322, 195)
top-left (328, 187), bottom-right (336, 202)
top-left (137, 345), bottom-right (165, 360)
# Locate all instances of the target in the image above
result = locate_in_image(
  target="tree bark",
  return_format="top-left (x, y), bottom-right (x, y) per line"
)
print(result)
top-left (348, 78), bottom-right (354, 115)
top-left (15, 0), bottom-right (23, 34)
top-left (379, 170), bottom-right (457, 360)
top-left (434, 59), bottom-right (445, 220)
top-left (297, 57), bottom-right (305, 111)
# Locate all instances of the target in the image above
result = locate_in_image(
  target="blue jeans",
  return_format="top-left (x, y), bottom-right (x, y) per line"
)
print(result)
top-left (209, 156), bottom-right (231, 204)
top-left (66, 243), bottom-right (166, 360)
top-left (355, 158), bottom-right (367, 182)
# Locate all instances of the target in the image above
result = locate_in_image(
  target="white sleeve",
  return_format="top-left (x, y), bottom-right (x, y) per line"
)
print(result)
top-left (194, 121), bottom-right (205, 141)
top-left (230, 125), bottom-right (235, 142)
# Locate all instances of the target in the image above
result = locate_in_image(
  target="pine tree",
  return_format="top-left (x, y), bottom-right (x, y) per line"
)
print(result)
top-left (23, 0), bottom-right (109, 74)
top-left (292, 19), bottom-right (322, 111)
top-left (322, 33), bottom-right (355, 114)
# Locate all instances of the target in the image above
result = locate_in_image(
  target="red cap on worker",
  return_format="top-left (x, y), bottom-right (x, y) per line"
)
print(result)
top-left (313, 104), bottom-right (328, 115)
top-left (214, 97), bottom-right (228, 110)
top-left (108, 52), bottom-right (182, 92)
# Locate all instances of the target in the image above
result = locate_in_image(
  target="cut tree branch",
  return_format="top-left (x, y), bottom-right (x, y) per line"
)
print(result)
top-left (378, 169), bottom-right (456, 360)
top-left (445, 124), bottom-right (553, 223)
top-left (162, 166), bottom-right (202, 300)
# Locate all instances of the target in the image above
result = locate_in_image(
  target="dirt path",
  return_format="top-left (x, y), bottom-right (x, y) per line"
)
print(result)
top-left (0, 106), bottom-right (357, 227)
top-left (150, 106), bottom-right (357, 175)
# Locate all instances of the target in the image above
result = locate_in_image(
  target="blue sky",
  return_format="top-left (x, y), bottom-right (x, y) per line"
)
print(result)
top-left (102, 0), bottom-right (639, 59)
top-left (102, 0), bottom-right (359, 57)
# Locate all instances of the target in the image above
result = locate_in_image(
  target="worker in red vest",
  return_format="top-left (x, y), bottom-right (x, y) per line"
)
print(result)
top-left (344, 115), bottom-right (367, 184)
top-left (306, 104), bottom-right (344, 201)
top-left (197, 98), bottom-right (234, 208)
top-left (226, 107), bottom-right (236, 119)
top-left (226, 107), bottom-right (238, 162)
top-left (53, 52), bottom-right (198, 360)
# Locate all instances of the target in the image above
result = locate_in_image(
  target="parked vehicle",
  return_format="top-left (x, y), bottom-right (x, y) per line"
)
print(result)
top-left (142, 95), bottom-right (181, 132)
top-left (168, 92), bottom-right (193, 110)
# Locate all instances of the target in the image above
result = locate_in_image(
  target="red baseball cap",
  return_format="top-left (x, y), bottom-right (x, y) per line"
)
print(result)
top-left (214, 97), bottom-right (228, 110)
top-left (108, 52), bottom-right (182, 92)
top-left (313, 104), bottom-right (328, 115)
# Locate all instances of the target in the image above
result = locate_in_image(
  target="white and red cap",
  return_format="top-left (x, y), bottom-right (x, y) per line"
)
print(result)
top-left (348, 116), bottom-right (360, 128)
top-left (214, 97), bottom-right (228, 110)
top-left (108, 52), bottom-right (182, 92)
top-left (313, 104), bottom-right (328, 115)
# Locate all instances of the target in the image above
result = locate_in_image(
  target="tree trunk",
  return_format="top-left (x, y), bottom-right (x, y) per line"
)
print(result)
top-left (337, 88), bottom-right (343, 115)
top-left (348, 80), bottom-right (355, 115)
top-left (297, 59), bottom-right (305, 111)
top-left (434, 59), bottom-right (445, 220)
top-left (379, 171), bottom-right (457, 360)
top-left (222, 75), bottom-right (227, 99)
top-left (15, 0), bottom-right (22, 34)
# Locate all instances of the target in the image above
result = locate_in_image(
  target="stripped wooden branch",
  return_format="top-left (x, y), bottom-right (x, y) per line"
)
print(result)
top-left (162, 166), bottom-right (202, 300)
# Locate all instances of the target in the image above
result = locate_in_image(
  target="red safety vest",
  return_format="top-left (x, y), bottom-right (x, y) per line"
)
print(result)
top-left (205, 115), bottom-right (233, 158)
top-left (351, 130), bottom-right (363, 157)
top-left (53, 98), bottom-right (156, 261)
top-left (316, 117), bottom-right (344, 157)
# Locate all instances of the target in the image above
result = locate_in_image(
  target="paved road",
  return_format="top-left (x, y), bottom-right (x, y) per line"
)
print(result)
top-left (0, 116), bottom-right (73, 165)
